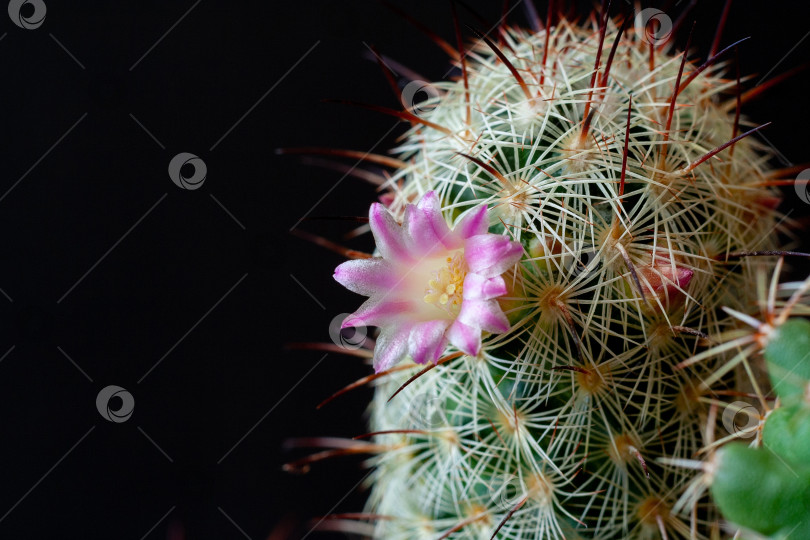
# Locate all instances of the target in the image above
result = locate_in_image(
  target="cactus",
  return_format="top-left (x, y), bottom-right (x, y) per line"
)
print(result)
top-left (707, 289), bottom-right (810, 539)
top-left (294, 4), bottom-right (808, 539)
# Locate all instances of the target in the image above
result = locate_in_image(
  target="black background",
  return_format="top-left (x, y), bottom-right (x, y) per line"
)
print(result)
top-left (0, 1), bottom-right (808, 539)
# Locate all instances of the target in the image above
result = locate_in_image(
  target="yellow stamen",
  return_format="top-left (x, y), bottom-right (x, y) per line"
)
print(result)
top-left (424, 252), bottom-right (467, 315)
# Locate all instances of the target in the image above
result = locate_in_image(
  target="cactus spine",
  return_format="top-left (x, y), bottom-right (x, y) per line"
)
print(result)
top-left (314, 7), bottom-right (806, 540)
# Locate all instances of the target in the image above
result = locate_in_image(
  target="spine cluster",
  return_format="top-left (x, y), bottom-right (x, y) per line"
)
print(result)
top-left (314, 9), bottom-right (801, 540)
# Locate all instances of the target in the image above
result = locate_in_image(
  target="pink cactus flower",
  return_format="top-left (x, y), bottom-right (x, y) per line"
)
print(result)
top-left (334, 191), bottom-right (523, 372)
top-left (638, 252), bottom-right (694, 311)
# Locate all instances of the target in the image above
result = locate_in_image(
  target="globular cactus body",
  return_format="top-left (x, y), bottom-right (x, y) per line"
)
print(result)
top-left (316, 7), bottom-right (802, 540)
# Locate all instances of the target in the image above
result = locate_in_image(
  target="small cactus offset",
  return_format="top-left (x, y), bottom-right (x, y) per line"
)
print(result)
top-left (704, 273), bottom-right (810, 539)
top-left (293, 4), bottom-right (809, 539)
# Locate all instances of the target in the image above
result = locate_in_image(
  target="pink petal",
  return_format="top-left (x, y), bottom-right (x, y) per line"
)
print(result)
top-left (404, 204), bottom-right (445, 256)
top-left (465, 234), bottom-right (523, 278)
top-left (343, 297), bottom-right (413, 329)
top-left (373, 326), bottom-right (412, 373)
top-left (462, 273), bottom-right (507, 301)
top-left (334, 258), bottom-right (398, 296)
top-left (417, 191), bottom-right (461, 249)
top-left (446, 320), bottom-right (482, 356)
top-left (369, 203), bottom-right (412, 262)
top-left (669, 267), bottom-right (694, 289)
top-left (455, 204), bottom-right (489, 239)
top-left (640, 265), bottom-right (693, 296)
top-left (638, 264), bottom-right (693, 312)
top-left (457, 299), bottom-right (510, 333)
top-left (408, 320), bottom-right (450, 364)
top-left (378, 191), bottom-right (395, 207)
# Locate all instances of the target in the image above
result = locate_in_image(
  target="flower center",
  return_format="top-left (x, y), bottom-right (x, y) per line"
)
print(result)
top-left (423, 251), bottom-right (467, 315)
